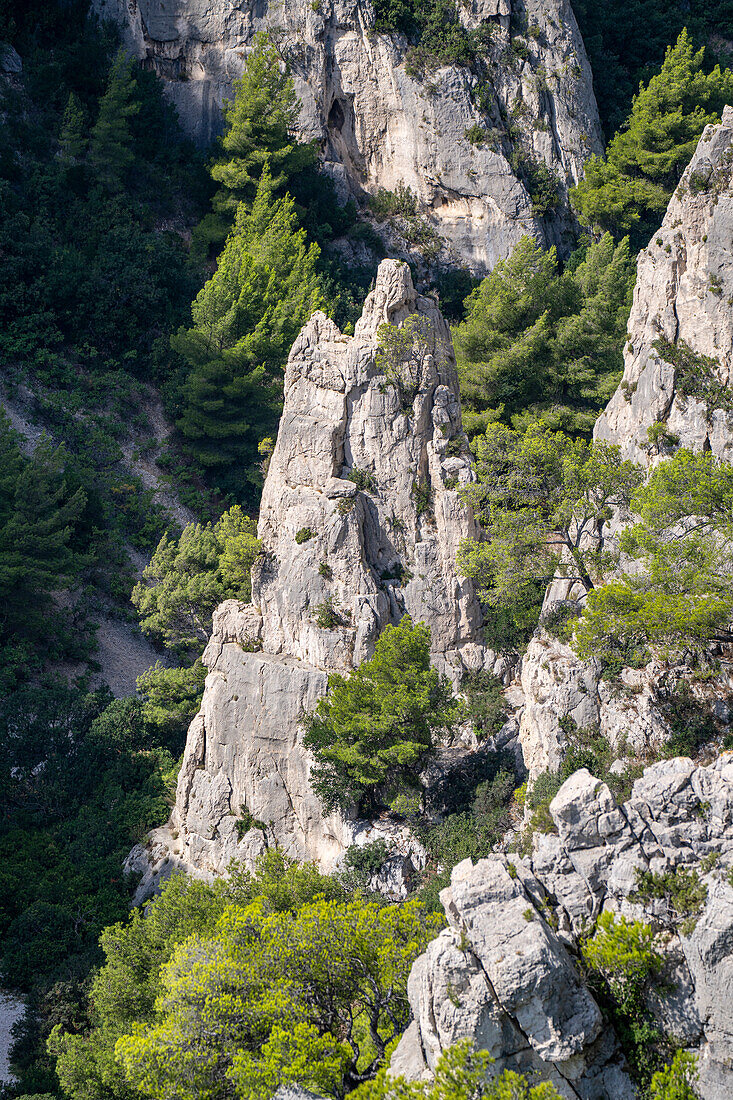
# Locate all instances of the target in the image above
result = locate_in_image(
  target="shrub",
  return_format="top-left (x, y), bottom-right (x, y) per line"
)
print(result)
top-left (312, 595), bottom-right (344, 628)
top-left (464, 124), bottom-right (486, 145)
top-left (295, 527), bottom-right (316, 544)
top-left (341, 840), bottom-right (389, 889)
top-left (348, 467), bottom-right (376, 492)
top-left (371, 183), bottom-right (418, 219)
top-left (632, 865), bottom-right (708, 933)
top-left (461, 670), bottom-right (507, 740)
top-left (303, 618), bottom-right (458, 814)
top-left (649, 1051), bottom-right (699, 1100)
top-left (653, 337), bottom-right (733, 417)
top-left (584, 911), bottom-right (663, 996)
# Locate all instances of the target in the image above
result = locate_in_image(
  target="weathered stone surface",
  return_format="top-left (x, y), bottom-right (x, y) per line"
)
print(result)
top-left (134, 260), bottom-right (491, 892)
top-left (596, 106), bottom-right (733, 464)
top-left (92, 0), bottom-right (602, 271)
top-left (396, 757), bottom-right (733, 1098)
top-left (518, 111), bottom-right (733, 781)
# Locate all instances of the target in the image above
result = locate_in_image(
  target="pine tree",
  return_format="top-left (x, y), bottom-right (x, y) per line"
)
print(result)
top-left (0, 414), bottom-right (86, 642)
top-left (88, 49), bottom-right (140, 191)
top-left (174, 165), bottom-right (326, 496)
top-left (210, 32), bottom-right (317, 216)
top-left (59, 91), bottom-right (88, 160)
top-left (572, 30), bottom-right (733, 245)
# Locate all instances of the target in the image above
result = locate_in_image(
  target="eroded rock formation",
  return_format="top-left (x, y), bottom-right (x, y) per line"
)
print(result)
top-left (129, 259), bottom-right (496, 894)
top-left (596, 105), bottom-right (733, 463)
top-left (392, 756), bottom-right (733, 1099)
top-left (518, 107), bottom-right (733, 780)
top-left (93, 0), bottom-right (602, 270)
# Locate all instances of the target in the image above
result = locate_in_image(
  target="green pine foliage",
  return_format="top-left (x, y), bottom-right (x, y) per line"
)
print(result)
top-left (573, 449), bottom-right (733, 669)
top-left (458, 423), bottom-right (643, 647)
top-left (454, 234), bottom-right (635, 437)
top-left (174, 165), bottom-right (326, 498)
top-left (354, 1039), bottom-right (563, 1098)
top-left (572, 0), bottom-right (733, 135)
top-left (88, 49), bottom-right (139, 191)
top-left (304, 618), bottom-right (459, 814)
top-left (50, 857), bottom-right (441, 1100)
top-left (210, 33), bottom-right (317, 216)
top-left (132, 507), bottom-right (261, 657)
top-left (572, 30), bottom-right (733, 247)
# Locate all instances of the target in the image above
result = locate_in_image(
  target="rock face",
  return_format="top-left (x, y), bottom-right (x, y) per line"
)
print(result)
top-left (518, 109), bottom-right (733, 780)
top-left (393, 756), bottom-right (733, 1099)
top-left (596, 105), bottom-right (733, 464)
top-left (93, 0), bottom-right (602, 270)
top-left (132, 259), bottom-right (494, 891)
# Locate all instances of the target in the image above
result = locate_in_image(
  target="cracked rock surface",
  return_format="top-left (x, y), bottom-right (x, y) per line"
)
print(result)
top-left (393, 756), bottom-right (733, 1099)
top-left (127, 259), bottom-right (496, 896)
top-left (518, 110), bottom-right (733, 782)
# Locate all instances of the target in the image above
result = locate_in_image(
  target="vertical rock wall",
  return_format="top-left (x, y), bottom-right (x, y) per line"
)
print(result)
top-left (93, 0), bottom-right (602, 271)
top-left (517, 108), bottom-right (733, 780)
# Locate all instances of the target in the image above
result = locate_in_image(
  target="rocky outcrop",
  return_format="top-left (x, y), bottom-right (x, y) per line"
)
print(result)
top-left (393, 756), bottom-right (733, 1099)
top-left (518, 108), bottom-right (733, 779)
top-left (596, 105), bottom-right (733, 464)
top-left (130, 259), bottom-right (496, 894)
top-left (94, 0), bottom-right (602, 270)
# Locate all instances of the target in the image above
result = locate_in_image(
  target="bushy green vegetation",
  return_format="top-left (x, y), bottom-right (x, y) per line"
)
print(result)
top-left (583, 910), bottom-right (671, 1090)
top-left (0, 686), bottom-right (179, 1091)
top-left (573, 449), bottom-right (733, 668)
top-left (353, 1038), bottom-right (563, 1098)
top-left (304, 618), bottom-right (459, 814)
top-left (372, 0), bottom-right (493, 72)
top-left (458, 423), bottom-right (642, 647)
top-left (132, 507), bottom-right (261, 658)
top-left (572, 31), bottom-right (733, 247)
top-left (454, 234), bottom-right (635, 437)
top-left (572, 0), bottom-right (733, 135)
top-left (50, 854), bottom-right (441, 1100)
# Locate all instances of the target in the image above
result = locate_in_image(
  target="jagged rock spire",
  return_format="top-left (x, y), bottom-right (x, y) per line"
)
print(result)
top-left (130, 260), bottom-right (496, 893)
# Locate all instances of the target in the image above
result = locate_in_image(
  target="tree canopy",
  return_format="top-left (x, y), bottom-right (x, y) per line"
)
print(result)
top-left (571, 30), bottom-right (733, 247)
top-left (51, 855), bottom-right (441, 1100)
top-left (174, 165), bottom-right (327, 498)
top-left (131, 506), bottom-right (261, 657)
top-left (353, 1039), bottom-right (563, 1099)
top-left (304, 618), bottom-right (459, 815)
top-left (453, 234), bottom-right (635, 437)
top-left (458, 423), bottom-right (643, 648)
top-left (572, 448), bottom-right (733, 668)
top-left (210, 33), bottom-right (317, 217)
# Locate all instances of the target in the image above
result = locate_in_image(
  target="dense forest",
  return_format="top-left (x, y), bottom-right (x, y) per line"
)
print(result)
top-left (1, 0), bottom-right (733, 1097)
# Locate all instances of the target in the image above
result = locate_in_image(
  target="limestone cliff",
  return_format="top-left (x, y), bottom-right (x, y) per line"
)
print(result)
top-left (93, 0), bottom-right (602, 270)
top-left (595, 105), bottom-right (733, 462)
top-left (392, 757), bottom-right (733, 1099)
top-left (130, 259), bottom-right (496, 893)
top-left (518, 108), bottom-right (733, 780)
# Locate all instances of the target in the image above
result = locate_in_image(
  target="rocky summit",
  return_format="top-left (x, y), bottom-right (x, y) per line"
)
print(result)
top-left (129, 259), bottom-right (501, 896)
top-left (394, 757), bottom-right (733, 1098)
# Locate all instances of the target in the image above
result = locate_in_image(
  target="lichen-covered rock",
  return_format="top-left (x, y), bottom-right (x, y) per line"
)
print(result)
top-left (134, 260), bottom-right (492, 893)
top-left (394, 756), bottom-right (733, 1099)
top-left (92, 0), bottom-right (602, 271)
